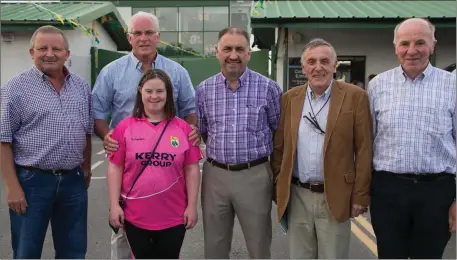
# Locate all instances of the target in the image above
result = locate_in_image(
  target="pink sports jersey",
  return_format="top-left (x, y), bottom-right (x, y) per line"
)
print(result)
top-left (109, 115), bottom-right (203, 230)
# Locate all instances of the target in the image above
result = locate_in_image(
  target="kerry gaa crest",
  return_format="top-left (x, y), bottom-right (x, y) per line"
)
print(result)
top-left (170, 136), bottom-right (179, 147)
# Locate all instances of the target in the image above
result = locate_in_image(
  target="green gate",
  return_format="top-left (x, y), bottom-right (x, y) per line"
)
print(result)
top-left (90, 47), bottom-right (271, 88)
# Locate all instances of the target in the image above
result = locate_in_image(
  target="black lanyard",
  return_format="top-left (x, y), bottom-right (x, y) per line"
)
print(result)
top-left (307, 90), bottom-right (331, 120)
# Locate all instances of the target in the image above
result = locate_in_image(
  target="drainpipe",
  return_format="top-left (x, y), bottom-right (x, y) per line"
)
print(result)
top-left (282, 27), bottom-right (289, 92)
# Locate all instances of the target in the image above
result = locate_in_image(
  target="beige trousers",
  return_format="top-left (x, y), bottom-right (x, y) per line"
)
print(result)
top-left (201, 161), bottom-right (273, 259)
top-left (288, 184), bottom-right (351, 259)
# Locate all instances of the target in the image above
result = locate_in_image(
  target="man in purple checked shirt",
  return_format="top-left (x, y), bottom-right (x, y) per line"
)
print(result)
top-left (196, 26), bottom-right (282, 259)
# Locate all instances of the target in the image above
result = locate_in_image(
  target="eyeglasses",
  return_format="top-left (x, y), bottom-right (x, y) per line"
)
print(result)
top-left (303, 112), bottom-right (326, 134)
top-left (128, 30), bottom-right (158, 37)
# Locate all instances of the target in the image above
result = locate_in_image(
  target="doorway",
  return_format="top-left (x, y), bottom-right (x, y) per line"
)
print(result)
top-left (335, 56), bottom-right (366, 89)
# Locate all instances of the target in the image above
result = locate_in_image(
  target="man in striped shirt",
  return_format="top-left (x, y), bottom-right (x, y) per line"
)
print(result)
top-left (196, 27), bottom-right (282, 258)
top-left (0, 25), bottom-right (92, 259)
top-left (368, 18), bottom-right (456, 259)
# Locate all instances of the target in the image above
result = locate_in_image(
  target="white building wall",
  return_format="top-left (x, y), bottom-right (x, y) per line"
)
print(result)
top-left (65, 21), bottom-right (117, 82)
top-left (277, 27), bottom-right (455, 87)
top-left (1, 31), bottom-right (34, 86)
top-left (117, 7), bottom-right (133, 30)
top-left (275, 27), bottom-right (286, 90)
top-left (1, 21), bottom-right (117, 86)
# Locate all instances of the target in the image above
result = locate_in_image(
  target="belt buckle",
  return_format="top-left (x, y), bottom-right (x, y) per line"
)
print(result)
top-left (309, 183), bottom-right (320, 192)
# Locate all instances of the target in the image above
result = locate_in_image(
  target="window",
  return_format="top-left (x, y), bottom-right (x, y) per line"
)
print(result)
top-left (158, 32), bottom-right (179, 57)
top-left (159, 32), bottom-right (178, 46)
top-left (131, 5), bottom-right (230, 56)
top-left (132, 8), bottom-right (155, 16)
top-left (230, 13), bottom-right (249, 31)
top-left (179, 7), bottom-right (203, 31)
top-left (155, 7), bottom-right (178, 31)
top-left (204, 32), bottom-right (219, 56)
top-left (204, 7), bottom-right (229, 31)
top-left (179, 32), bottom-right (203, 54)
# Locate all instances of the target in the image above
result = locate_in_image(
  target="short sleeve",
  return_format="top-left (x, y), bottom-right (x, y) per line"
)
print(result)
top-left (108, 119), bottom-right (129, 166)
top-left (0, 81), bottom-right (22, 143)
top-left (181, 122), bottom-right (203, 166)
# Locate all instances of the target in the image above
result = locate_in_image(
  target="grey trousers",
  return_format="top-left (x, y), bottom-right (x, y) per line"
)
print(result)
top-left (201, 161), bottom-right (273, 259)
top-left (288, 184), bottom-right (351, 259)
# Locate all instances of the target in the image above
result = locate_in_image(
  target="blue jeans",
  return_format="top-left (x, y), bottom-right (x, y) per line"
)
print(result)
top-left (9, 166), bottom-right (88, 259)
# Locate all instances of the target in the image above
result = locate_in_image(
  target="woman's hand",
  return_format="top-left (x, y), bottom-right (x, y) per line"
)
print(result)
top-left (183, 205), bottom-right (198, 229)
top-left (109, 205), bottom-right (125, 229)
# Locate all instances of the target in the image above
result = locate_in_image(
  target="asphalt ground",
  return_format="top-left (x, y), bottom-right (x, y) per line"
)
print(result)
top-left (0, 136), bottom-right (455, 259)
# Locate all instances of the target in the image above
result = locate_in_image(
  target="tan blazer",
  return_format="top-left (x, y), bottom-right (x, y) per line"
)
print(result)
top-left (271, 81), bottom-right (373, 223)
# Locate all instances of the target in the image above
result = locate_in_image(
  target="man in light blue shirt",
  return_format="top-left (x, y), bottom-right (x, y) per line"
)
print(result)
top-left (368, 18), bottom-right (456, 259)
top-left (91, 11), bottom-right (199, 259)
top-left (92, 11), bottom-right (199, 150)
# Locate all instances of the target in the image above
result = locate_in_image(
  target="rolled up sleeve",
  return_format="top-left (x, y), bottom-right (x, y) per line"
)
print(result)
top-left (92, 67), bottom-right (114, 121)
top-left (176, 68), bottom-right (196, 118)
top-left (0, 83), bottom-right (21, 143)
top-left (267, 81), bottom-right (283, 131)
top-left (195, 83), bottom-right (207, 135)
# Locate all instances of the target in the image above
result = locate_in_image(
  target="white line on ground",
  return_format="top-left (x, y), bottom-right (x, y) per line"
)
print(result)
top-left (90, 160), bottom-right (107, 180)
top-left (96, 150), bottom-right (105, 155)
top-left (91, 160), bottom-right (104, 170)
top-left (91, 176), bottom-right (106, 180)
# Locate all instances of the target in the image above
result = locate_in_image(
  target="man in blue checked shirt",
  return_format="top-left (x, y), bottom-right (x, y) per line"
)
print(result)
top-left (0, 25), bottom-right (92, 259)
top-left (196, 26), bottom-right (282, 259)
top-left (91, 11), bottom-right (200, 259)
top-left (368, 18), bottom-right (456, 259)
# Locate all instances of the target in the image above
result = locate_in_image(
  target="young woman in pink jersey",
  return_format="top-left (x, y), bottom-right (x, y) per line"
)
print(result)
top-left (107, 69), bottom-right (202, 259)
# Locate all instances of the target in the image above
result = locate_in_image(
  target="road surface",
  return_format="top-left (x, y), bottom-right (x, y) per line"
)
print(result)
top-left (0, 136), bottom-right (455, 259)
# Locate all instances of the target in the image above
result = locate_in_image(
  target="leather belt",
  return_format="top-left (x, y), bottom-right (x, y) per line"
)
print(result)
top-left (207, 157), bottom-right (268, 171)
top-left (375, 170), bottom-right (455, 183)
top-left (19, 166), bottom-right (73, 175)
top-left (291, 176), bottom-right (325, 193)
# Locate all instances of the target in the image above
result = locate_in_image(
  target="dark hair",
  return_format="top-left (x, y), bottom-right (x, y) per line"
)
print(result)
top-left (368, 74), bottom-right (377, 81)
top-left (133, 69), bottom-right (176, 120)
top-left (218, 26), bottom-right (250, 45)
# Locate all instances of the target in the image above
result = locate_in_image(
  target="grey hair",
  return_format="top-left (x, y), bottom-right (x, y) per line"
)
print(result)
top-left (301, 38), bottom-right (337, 65)
top-left (30, 25), bottom-right (69, 50)
top-left (393, 18), bottom-right (436, 44)
top-left (129, 11), bottom-right (160, 32)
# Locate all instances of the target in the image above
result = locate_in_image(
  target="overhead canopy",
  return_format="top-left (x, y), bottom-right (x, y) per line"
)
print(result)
top-left (251, 0), bottom-right (456, 28)
top-left (1, 1), bottom-right (130, 51)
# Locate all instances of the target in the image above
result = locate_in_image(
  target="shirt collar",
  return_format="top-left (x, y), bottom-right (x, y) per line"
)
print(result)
top-left (219, 68), bottom-right (250, 88)
top-left (397, 62), bottom-right (434, 82)
top-left (307, 80), bottom-right (333, 99)
top-left (136, 113), bottom-right (148, 121)
top-left (32, 65), bottom-right (71, 80)
top-left (129, 52), bottom-right (161, 71)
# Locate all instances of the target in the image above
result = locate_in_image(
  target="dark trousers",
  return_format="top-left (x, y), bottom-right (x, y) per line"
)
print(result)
top-left (370, 171), bottom-right (456, 259)
top-left (10, 166), bottom-right (88, 259)
top-left (124, 221), bottom-right (186, 259)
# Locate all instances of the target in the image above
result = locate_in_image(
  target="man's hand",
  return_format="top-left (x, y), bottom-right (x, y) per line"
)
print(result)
top-left (351, 204), bottom-right (367, 218)
top-left (188, 125), bottom-right (201, 146)
top-left (7, 185), bottom-right (27, 215)
top-left (449, 202), bottom-right (456, 233)
top-left (104, 130), bottom-right (118, 154)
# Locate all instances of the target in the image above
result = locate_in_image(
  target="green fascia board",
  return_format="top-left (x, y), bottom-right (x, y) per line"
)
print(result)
top-left (251, 1), bottom-right (456, 19)
top-left (112, 1), bottom-right (229, 7)
top-left (1, 2), bottom-right (130, 51)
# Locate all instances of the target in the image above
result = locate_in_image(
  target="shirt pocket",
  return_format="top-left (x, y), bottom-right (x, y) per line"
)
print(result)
top-left (246, 103), bottom-right (266, 132)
